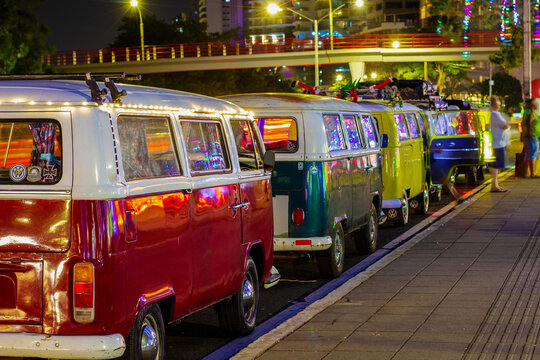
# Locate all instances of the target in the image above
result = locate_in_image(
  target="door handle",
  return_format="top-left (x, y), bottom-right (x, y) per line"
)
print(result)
top-left (230, 201), bottom-right (250, 210)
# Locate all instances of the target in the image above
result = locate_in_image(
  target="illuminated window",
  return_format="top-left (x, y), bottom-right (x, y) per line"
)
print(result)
top-left (323, 114), bottom-right (346, 151)
top-left (360, 115), bottom-right (379, 148)
top-left (405, 113), bottom-right (421, 139)
top-left (181, 120), bottom-right (230, 174)
top-left (343, 115), bottom-right (364, 149)
top-left (436, 111), bottom-right (477, 136)
top-left (230, 120), bottom-right (264, 170)
top-left (0, 120), bottom-right (62, 184)
top-left (393, 113), bottom-right (410, 141)
top-left (118, 116), bottom-right (180, 180)
top-left (256, 117), bottom-right (298, 153)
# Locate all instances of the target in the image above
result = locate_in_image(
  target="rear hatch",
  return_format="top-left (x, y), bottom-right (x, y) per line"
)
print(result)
top-left (0, 114), bottom-right (72, 325)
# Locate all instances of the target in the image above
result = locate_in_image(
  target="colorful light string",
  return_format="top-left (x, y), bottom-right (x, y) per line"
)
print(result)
top-left (534, 0), bottom-right (540, 47)
top-left (499, 0), bottom-right (512, 44)
top-left (463, 0), bottom-right (473, 57)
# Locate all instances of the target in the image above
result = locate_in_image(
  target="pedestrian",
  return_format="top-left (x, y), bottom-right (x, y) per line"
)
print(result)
top-left (522, 98), bottom-right (540, 178)
top-left (489, 95), bottom-right (510, 191)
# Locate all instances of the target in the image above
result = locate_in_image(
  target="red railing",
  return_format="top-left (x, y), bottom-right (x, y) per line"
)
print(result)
top-left (47, 32), bottom-right (499, 67)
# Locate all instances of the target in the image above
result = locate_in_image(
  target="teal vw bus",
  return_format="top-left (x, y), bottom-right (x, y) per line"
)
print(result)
top-left (221, 94), bottom-right (387, 278)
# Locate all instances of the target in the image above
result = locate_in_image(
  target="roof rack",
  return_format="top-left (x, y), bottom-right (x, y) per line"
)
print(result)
top-left (0, 72), bottom-right (140, 105)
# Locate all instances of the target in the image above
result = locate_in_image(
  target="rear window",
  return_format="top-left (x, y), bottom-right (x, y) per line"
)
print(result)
top-left (0, 120), bottom-right (62, 184)
top-left (393, 114), bottom-right (410, 141)
top-left (117, 115), bottom-right (181, 180)
top-left (405, 113), bottom-right (421, 139)
top-left (256, 117), bottom-right (298, 153)
top-left (323, 114), bottom-right (346, 151)
top-left (343, 115), bottom-right (364, 149)
top-left (435, 111), bottom-right (477, 136)
top-left (360, 115), bottom-right (379, 148)
top-left (230, 120), bottom-right (264, 171)
top-left (181, 120), bottom-right (230, 174)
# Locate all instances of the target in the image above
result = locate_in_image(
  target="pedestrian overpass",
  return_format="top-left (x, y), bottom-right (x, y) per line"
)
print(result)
top-left (50, 32), bottom-right (499, 79)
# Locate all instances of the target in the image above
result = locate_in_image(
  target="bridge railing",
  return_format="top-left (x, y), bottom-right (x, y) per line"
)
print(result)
top-left (46, 32), bottom-right (499, 67)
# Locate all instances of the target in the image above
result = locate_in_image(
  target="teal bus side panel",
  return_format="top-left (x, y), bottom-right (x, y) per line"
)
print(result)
top-left (270, 161), bottom-right (304, 192)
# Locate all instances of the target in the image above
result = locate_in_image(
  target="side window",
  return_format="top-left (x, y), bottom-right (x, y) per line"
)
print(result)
top-left (0, 120), bottom-right (62, 184)
top-left (181, 120), bottom-right (230, 174)
top-left (323, 114), bottom-right (346, 151)
top-left (393, 113), bottom-right (410, 141)
top-left (117, 116), bottom-right (180, 181)
top-left (360, 114), bottom-right (379, 148)
top-left (256, 117), bottom-right (298, 153)
top-left (230, 120), bottom-right (264, 171)
top-left (343, 114), bottom-right (364, 149)
top-left (405, 113), bottom-right (421, 139)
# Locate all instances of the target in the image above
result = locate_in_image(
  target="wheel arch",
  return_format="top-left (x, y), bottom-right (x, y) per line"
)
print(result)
top-left (247, 241), bottom-right (264, 284)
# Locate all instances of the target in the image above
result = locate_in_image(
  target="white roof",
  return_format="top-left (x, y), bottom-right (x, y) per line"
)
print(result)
top-left (0, 80), bottom-right (245, 114)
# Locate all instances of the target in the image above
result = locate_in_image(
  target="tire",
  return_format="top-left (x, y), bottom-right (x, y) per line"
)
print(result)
top-left (430, 186), bottom-right (442, 202)
top-left (465, 166), bottom-right (478, 185)
top-left (216, 256), bottom-right (259, 335)
top-left (354, 203), bottom-right (378, 254)
top-left (316, 222), bottom-right (345, 278)
top-left (477, 165), bottom-right (485, 180)
top-left (415, 183), bottom-right (429, 215)
top-left (124, 303), bottom-right (165, 360)
top-left (393, 191), bottom-right (409, 226)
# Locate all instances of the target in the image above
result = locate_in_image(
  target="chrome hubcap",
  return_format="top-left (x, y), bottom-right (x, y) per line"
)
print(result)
top-left (242, 275), bottom-right (256, 323)
top-left (423, 185), bottom-right (429, 210)
top-left (369, 212), bottom-right (376, 245)
top-left (140, 316), bottom-right (159, 360)
top-left (402, 194), bottom-right (408, 223)
top-left (334, 231), bottom-right (344, 267)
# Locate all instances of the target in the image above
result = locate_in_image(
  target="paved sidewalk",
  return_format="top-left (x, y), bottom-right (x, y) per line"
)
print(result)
top-left (242, 175), bottom-right (540, 360)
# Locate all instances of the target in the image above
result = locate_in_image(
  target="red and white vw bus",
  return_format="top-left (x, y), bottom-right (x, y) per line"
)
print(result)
top-left (0, 75), bottom-right (278, 359)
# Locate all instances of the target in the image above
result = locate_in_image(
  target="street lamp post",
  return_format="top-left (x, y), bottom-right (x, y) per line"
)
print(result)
top-left (130, 0), bottom-right (145, 60)
top-left (268, 2), bottom-right (358, 87)
top-left (329, 0), bottom-right (363, 51)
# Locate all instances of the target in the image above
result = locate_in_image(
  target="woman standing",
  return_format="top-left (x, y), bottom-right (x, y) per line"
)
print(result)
top-left (522, 98), bottom-right (540, 178)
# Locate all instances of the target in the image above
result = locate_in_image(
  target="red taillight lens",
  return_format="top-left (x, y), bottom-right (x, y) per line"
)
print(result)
top-left (73, 262), bottom-right (95, 323)
top-left (292, 208), bottom-right (305, 226)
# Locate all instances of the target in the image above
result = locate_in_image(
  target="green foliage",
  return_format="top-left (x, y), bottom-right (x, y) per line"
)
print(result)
top-left (489, 25), bottom-right (540, 70)
top-left (0, 0), bottom-right (54, 74)
top-left (132, 69), bottom-right (292, 97)
top-left (478, 72), bottom-right (523, 113)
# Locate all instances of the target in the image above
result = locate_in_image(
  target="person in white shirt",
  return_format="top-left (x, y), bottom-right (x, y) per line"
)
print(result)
top-left (489, 95), bottom-right (510, 192)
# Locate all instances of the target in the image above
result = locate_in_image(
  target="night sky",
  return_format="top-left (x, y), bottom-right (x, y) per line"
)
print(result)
top-left (35, 0), bottom-right (191, 51)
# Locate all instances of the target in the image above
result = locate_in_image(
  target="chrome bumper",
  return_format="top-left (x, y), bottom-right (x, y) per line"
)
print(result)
top-left (273, 236), bottom-right (332, 251)
top-left (0, 332), bottom-right (125, 359)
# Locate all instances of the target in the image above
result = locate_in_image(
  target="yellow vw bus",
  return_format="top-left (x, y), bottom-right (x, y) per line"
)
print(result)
top-left (358, 101), bottom-right (428, 226)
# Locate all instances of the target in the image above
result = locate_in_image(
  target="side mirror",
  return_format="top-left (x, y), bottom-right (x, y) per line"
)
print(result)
top-left (380, 134), bottom-right (389, 149)
top-left (263, 151), bottom-right (275, 171)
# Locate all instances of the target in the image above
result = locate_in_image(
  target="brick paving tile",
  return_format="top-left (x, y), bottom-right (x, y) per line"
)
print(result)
top-left (393, 341), bottom-right (469, 360)
top-left (269, 330), bottom-right (349, 352)
top-left (257, 350), bottom-right (327, 360)
top-left (377, 306), bottom-right (434, 316)
top-left (417, 315), bottom-right (482, 333)
top-left (324, 351), bottom-right (395, 360)
top-left (409, 330), bottom-right (476, 344)
top-left (298, 320), bottom-right (361, 332)
top-left (385, 292), bottom-right (446, 308)
top-left (334, 331), bottom-right (411, 352)
top-left (357, 314), bottom-right (428, 332)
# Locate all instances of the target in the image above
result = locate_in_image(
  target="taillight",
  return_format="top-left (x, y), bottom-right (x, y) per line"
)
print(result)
top-left (73, 262), bottom-right (95, 323)
top-left (292, 208), bottom-right (305, 226)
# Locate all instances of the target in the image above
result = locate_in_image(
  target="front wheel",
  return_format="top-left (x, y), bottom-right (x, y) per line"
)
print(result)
top-left (124, 303), bottom-right (165, 360)
top-left (216, 256), bottom-right (259, 335)
top-left (354, 203), bottom-right (378, 254)
top-left (316, 222), bottom-right (345, 278)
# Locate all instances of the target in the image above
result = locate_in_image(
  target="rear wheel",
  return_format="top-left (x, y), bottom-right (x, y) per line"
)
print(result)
top-left (354, 203), bottom-right (378, 254)
top-left (465, 166), bottom-right (478, 185)
top-left (393, 191), bottom-right (409, 226)
top-left (411, 183), bottom-right (429, 215)
top-left (124, 303), bottom-right (165, 360)
top-left (316, 222), bottom-right (345, 278)
top-left (430, 186), bottom-right (442, 202)
top-left (216, 256), bottom-right (259, 335)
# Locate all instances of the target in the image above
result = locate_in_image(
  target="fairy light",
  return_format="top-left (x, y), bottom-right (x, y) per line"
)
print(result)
top-left (436, 16), bottom-right (443, 34)
top-left (512, 0), bottom-right (519, 26)
top-left (462, 0), bottom-right (473, 57)
top-left (500, 0), bottom-right (512, 44)
top-left (534, 0), bottom-right (540, 47)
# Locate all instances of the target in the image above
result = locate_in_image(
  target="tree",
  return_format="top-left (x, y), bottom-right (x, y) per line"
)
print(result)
top-left (478, 72), bottom-right (523, 113)
top-left (0, 0), bottom-right (54, 74)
